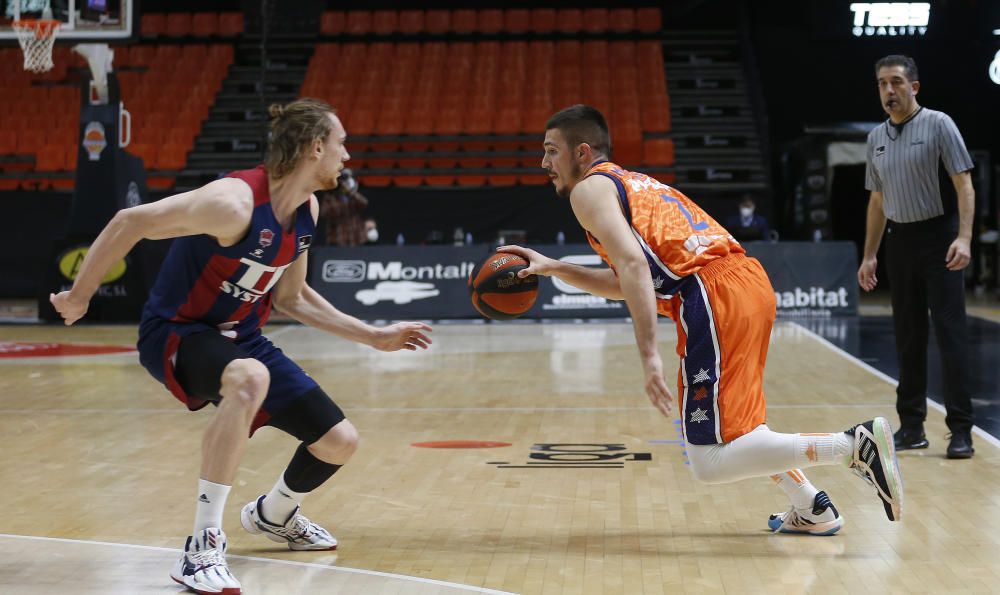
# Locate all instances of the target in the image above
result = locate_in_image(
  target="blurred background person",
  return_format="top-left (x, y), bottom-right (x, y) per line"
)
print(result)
top-left (726, 194), bottom-right (772, 242)
top-left (317, 168), bottom-right (368, 246)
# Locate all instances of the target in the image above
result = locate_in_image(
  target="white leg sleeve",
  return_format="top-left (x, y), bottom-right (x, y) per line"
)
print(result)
top-left (686, 425), bottom-right (853, 485)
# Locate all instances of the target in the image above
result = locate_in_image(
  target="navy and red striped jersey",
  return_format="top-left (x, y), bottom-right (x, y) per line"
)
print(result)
top-left (142, 166), bottom-right (315, 340)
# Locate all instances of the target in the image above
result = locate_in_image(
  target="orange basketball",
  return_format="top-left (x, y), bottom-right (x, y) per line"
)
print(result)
top-left (468, 252), bottom-right (539, 320)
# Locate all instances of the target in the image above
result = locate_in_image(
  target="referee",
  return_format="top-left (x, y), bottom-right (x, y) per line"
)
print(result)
top-left (857, 54), bottom-right (976, 459)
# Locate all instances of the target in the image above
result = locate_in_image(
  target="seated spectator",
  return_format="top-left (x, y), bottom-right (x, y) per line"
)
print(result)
top-left (363, 217), bottom-right (379, 245)
top-left (726, 194), bottom-right (771, 242)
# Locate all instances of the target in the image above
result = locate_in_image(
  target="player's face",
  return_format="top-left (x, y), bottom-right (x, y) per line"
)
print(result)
top-left (541, 128), bottom-right (583, 199)
top-left (319, 113), bottom-right (350, 190)
top-left (877, 66), bottom-right (919, 120)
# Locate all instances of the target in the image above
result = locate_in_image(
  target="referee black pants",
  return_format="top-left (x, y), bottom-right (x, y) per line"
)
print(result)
top-left (885, 214), bottom-right (974, 434)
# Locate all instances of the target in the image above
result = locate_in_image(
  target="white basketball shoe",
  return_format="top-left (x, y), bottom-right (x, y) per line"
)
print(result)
top-left (169, 527), bottom-right (241, 595)
top-left (768, 490), bottom-right (844, 535)
top-left (240, 495), bottom-right (338, 551)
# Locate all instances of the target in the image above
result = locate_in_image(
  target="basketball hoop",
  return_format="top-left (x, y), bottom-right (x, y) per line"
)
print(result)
top-left (12, 19), bottom-right (61, 73)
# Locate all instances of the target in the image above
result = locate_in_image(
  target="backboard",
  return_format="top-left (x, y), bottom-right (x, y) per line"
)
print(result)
top-left (0, 0), bottom-right (135, 41)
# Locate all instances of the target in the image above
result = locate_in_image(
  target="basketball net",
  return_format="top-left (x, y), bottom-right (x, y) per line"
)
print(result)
top-left (12, 18), bottom-right (60, 73)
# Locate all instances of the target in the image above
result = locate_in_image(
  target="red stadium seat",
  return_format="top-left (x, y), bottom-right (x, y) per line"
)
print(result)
top-left (478, 9), bottom-right (503, 33)
top-left (504, 9), bottom-right (530, 33)
top-left (191, 13), bottom-right (219, 37)
top-left (555, 9), bottom-right (582, 33)
top-left (141, 13), bottom-right (166, 37)
top-left (320, 11), bottom-right (345, 35)
top-left (425, 10), bottom-right (450, 33)
top-left (582, 9), bottom-right (608, 33)
top-left (372, 10), bottom-right (398, 35)
top-left (346, 11), bottom-right (372, 35)
top-left (608, 9), bottom-right (636, 32)
top-left (452, 9), bottom-right (476, 33)
top-left (165, 13), bottom-right (192, 37)
top-left (643, 139), bottom-right (675, 166)
top-left (399, 10), bottom-right (424, 34)
top-left (218, 12), bottom-right (243, 36)
top-left (530, 9), bottom-right (556, 33)
top-left (636, 8), bottom-right (662, 32)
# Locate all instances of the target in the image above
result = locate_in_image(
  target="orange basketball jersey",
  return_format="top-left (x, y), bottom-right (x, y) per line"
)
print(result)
top-left (583, 161), bottom-right (745, 318)
top-left (583, 161), bottom-right (770, 445)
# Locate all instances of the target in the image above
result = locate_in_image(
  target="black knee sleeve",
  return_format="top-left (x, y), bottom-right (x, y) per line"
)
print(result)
top-left (284, 442), bottom-right (342, 493)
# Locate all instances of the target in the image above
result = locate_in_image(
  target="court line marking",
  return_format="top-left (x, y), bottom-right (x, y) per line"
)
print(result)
top-left (0, 403), bottom-right (887, 415)
top-left (791, 321), bottom-right (1000, 450)
top-left (0, 533), bottom-right (518, 595)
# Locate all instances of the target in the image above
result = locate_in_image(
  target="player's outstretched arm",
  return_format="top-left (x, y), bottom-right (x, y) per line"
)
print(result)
top-left (570, 175), bottom-right (673, 418)
top-left (49, 178), bottom-right (253, 325)
top-left (271, 197), bottom-right (432, 352)
top-left (496, 245), bottom-right (623, 299)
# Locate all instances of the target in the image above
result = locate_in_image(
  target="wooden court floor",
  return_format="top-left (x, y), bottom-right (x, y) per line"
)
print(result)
top-left (1, 320), bottom-right (998, 594)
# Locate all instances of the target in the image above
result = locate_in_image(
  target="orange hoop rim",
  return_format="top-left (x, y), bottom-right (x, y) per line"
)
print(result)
top-left (11, 19), bottom-right (61, 39)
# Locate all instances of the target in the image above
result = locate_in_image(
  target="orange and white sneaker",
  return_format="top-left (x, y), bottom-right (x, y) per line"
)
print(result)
top-left (169, 527), bottom-right (241, 595)
top-left (768, 491), bottom-right (844, 535)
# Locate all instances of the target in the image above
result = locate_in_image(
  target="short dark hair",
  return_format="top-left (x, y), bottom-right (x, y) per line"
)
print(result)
top-left (545, 104), bottom-right (611, 158)
top-left (874, 55), bottom-right (918, 81)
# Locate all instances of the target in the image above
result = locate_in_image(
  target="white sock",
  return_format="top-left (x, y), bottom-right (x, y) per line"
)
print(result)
top-left (792, 433), bottom-right (854, 468)
top-left (193, 479), bottom-right (231, 534)
top-left (261, 474), bottom-right (307, 525)
top-left (771, 470), bottom-right (819, 510)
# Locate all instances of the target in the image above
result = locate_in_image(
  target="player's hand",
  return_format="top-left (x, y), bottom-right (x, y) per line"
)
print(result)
top-left (857, 257), bottom-right (878, 292)
top-left (371, 321), bottom-right (433, 352)
top-left (496, 245), bottom-right (557, 278)
top-left (49, 290), bottom-right (89, 326)
top-left (945, 237), bottom-right (971, 271)
top-left (641, 355), bottom-right (673, 418)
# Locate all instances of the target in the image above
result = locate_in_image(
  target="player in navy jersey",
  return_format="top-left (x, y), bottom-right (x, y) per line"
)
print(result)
top-left (50, 98), bottom-right (432, 595)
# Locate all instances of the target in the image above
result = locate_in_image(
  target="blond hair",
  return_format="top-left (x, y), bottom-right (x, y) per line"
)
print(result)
top-left (264, 98), bottom-right (335, 179)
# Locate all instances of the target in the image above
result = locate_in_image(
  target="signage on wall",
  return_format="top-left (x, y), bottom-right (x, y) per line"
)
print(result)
top-left (849, 3), bottom-right (930, 37)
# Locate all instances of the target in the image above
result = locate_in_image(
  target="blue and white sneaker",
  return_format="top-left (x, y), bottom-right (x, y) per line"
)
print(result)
top-left (169, 527), bottom-right (241, 595)
top-left (768, 491), bottom-right (844, 535)
top-left (240, 495), bottom-right (338, 551)
top-left (847, 417), bottom-right (904, 521)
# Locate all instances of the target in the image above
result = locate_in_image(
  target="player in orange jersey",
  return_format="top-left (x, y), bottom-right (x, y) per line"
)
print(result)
top-left (499, 105), bottom-right (903, 534)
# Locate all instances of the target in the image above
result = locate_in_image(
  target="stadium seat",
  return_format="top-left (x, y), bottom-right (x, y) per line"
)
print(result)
top-left (504, 9), bottom-right (530, 33)
top-left (643, 139), bottom-right (675, 166)
top-left (320, 11), bottom-right (345, 35)
top-left (582, 9), bottom-right (608, 33)
top-left (165, 13), bottom-right (193, 37)
top-left (141, 13), bottom-right (166, 37)
top-left (608, 9), bottom-right (636, 32)
top-left (478, 9), bottom-right (503, 33)
top-left (191, 13), bottom-right (219, 37)
top-left (530, 9), bottom-right (556, 33)
top-left (636, 8), bottom-right (662, 32)
top-left (555, 9), bottom-right (583, 33)
top-left (425, 10), bottom-right (450, 33)
top-left (218, 12), bottom-right (243, 36)
top-left (372, 10), bottom-right (398, 35)
top-left (399, 10), bottom-right (424, 34)
top-left (452, 9), bottom-right (476, 33)
top-left (346, 11), bottom-right (372, 35)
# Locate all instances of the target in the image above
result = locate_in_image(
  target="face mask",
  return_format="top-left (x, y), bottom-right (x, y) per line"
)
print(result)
top-left (366, 228), bottom-right (379, 243)
top-left (739, 207), bottom-right (754, 218)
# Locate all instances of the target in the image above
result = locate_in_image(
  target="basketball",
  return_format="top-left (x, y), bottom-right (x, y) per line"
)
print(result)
top-left (468, 253), bottom-right (539, 320)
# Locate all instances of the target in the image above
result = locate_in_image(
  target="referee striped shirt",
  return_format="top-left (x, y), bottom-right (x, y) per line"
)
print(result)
top-left (865, 107), bottom-right (974, 223)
